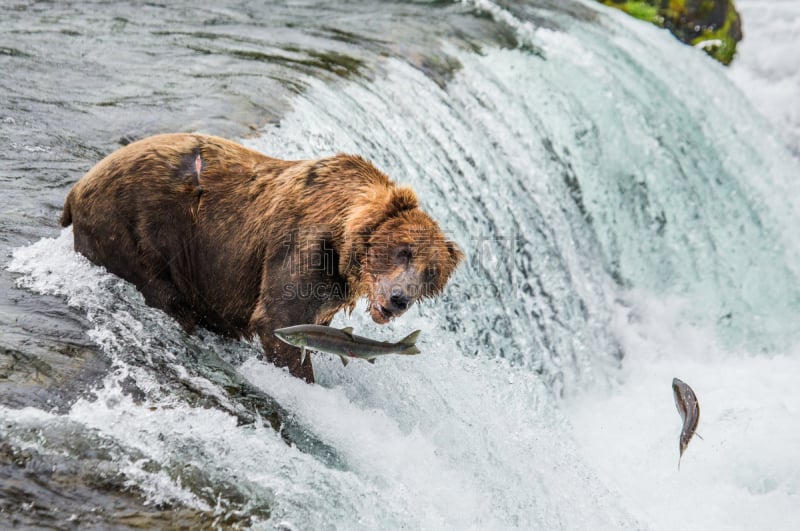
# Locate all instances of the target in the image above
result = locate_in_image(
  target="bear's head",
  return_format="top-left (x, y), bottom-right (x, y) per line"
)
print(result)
top-left (364, 209), bottom-right (463, 324)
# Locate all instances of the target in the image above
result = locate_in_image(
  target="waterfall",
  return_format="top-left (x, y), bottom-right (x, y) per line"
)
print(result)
top-left (5, 1), bottom-right (800, 529)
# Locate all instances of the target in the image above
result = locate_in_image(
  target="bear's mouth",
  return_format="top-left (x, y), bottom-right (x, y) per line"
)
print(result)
top-left (370, 302), bottom-right (396, 324)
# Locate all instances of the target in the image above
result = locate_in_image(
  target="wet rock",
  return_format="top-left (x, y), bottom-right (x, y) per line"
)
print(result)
top-left (0, 441), bottom-right (255, 529)
top-left (0, 342), bottom-right (111, 414)
top-left (0, 416), bottom-right (274, 529)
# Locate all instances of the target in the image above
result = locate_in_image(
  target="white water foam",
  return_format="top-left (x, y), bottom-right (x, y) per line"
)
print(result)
top-left (568, 291), bottom-right (800, 530)
top-left (728, 0), bottom-right (800, 155)
top-left (7, 229), bottom-right (643, 529)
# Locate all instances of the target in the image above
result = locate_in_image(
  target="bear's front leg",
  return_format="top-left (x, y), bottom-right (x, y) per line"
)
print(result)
top-left (252, 241), bottom-right (344, 384)
top-left (259, 332), bottom-right (315, 384)
top-left (249, 293), bottom-right (318, 383)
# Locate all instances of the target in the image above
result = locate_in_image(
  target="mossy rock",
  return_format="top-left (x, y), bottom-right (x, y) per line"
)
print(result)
top-left (598, 0), bottom-right (743, 65)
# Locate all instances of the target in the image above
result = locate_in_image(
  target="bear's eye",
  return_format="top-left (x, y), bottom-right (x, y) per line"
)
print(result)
top-left (424, 267), bottom-right (437, 284)
top-left (394, 248), bottom-right (412, 265)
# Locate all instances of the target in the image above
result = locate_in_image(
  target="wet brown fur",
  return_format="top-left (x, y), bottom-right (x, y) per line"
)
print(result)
top-left (60, 133), bottom-right (462, 382)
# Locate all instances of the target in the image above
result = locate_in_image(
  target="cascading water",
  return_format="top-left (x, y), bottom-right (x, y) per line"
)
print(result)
top-left (3, 0), bottom-right (799, 529)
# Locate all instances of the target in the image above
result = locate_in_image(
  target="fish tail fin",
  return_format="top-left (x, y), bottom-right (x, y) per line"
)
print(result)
top-left (397, 330), bottom-right (421, 355)
top-left (400, 345), bottom-right (421, 355)
top-left (399, 330), bottom-right (421, 355)
top-left (399, 330), bottom-right (421, 346)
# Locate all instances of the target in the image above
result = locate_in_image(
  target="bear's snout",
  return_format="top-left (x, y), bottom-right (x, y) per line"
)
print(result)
top-left (369, 271), bottom-right (421, 324)
top-left (389, 290), bottom-right (411, 311)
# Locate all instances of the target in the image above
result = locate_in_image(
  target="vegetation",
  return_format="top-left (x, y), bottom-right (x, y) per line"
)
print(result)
top-left (597, 0), bottom-right (743, 65)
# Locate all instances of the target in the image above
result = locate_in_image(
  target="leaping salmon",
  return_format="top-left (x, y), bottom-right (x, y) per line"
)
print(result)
top-left (274, 324), bottom-right (421, 367)
top-left (672, 377), bottom-right (701, 469)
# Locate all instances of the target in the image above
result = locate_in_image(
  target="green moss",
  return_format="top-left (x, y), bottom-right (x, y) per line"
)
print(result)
top-left (188, 45), bottom-right (364, 79)
top-left (596, 0), bottom-right (742, 65)
top-left (688, 3), bottom-right (741, 65)
top-left (612, 2), bottom-right (662, 25)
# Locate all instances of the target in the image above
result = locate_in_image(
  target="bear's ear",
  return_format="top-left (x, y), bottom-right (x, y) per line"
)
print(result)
top-left (344, 187), bottom-right (417, 239)
top-left (385, 187), bottom-right (418, 218)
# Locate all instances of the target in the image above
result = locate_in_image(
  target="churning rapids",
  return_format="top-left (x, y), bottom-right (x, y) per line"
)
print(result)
top-left (2, 1), bottom-right (799, 529)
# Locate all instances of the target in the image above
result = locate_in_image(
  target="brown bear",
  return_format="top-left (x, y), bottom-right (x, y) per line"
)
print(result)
top-left (60, 133), bottom-right (463, 382)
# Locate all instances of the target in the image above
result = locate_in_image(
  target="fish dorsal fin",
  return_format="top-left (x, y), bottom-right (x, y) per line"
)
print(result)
top-left (339, 355), bottom-right (349, 367)
top-left (399, 330), bottom-right (421, 346)
top-left (341, 327), bottom-right (355, 338)
top-left (367, 358), bottom-right (376, 364)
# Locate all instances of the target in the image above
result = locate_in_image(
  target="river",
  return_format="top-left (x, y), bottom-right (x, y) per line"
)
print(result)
top-left (2, 1), bottom-right (798, 529)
